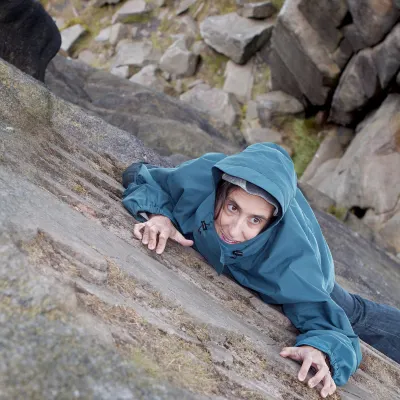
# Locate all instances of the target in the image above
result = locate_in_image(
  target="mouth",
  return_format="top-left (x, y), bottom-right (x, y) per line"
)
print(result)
top-left (220, 230), bottom-right (240, 244)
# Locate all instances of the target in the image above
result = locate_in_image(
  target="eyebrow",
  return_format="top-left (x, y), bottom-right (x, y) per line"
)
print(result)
top-left (227, 197), bottom-right (271, 220)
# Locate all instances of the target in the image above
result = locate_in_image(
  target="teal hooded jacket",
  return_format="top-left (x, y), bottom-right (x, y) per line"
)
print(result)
top-left (122, 143), bottom-right (362, 385)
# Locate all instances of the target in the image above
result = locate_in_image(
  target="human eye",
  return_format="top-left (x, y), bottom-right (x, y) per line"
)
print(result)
top-left (250, 217), bottom-right (262, 225)
top-left (226, 203), bottom-right (237, 213)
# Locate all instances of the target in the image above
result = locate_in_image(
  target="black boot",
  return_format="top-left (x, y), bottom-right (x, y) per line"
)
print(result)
top-left (0, 0), bottom-right (61, 82)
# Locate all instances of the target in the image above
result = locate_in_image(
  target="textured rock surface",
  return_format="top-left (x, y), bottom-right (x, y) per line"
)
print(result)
top-left (0, 0), bottom-right (61, 82)
top-left (129, 64), bottom-right (166, 92)
top-left (330, 24), bottom-right (400, 125)
top-left (223, 60), bottom-right (255, 104)
top-left (243, 127), bottom-right (282, 145)
top-left (112, 0), bottom-right (152, 24)
top-left (112, 40), bottom-right (161, 69)
top-left (346, 0), bottom-right (400, 47)
top-left (318, 94), bottom-right (400, 251)
top-left (180, 84), bottom-right (242, 128)
top-left (109, 23), bottom-right (130, 46)
top-left (46, 56), bottom-right (241, 157)
top-left (256, 91), bottom-right (304, 127)
top-left (176, 0), bottom-right (197, 15)
top-left (237, 1), bottom-right (277, 19)
top-left (160, 39), bottom-right (199, 78)
top-left (61, 24), bottom-right (87, 53)
top-left (300, 128), bottom-right (353, 184)
top-left (200, 13), bottom-right (274, 64)
top-left (1, 57), bottom-right (400, 400)
top-left (269, 0), bottom-right (341, 106)
top-left (95, 26), bottom-right (112, 42)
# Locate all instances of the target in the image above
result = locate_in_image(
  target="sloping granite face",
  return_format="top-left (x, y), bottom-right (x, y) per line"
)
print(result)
top-left (45, 55), bottom-right (243, 158)
top-left (0, 59), bottom-right (400, 399)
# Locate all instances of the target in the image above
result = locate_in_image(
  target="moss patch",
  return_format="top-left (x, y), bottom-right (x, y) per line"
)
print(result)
top-left (327, 205), bottom-right (348, 221)
top-left (286, 118), bottom-right (321, 178)
top-left (271, 0), bottom-right (285, 11)
top-left (252, 66), bottom-right (271, 99)
top-left (196, 50), bottom-right (228, 89)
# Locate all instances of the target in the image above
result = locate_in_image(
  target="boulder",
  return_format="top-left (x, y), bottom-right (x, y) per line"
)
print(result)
top-left (298, 182), bottom-right (336, 214)
top-left (46, 56), bottom-right (241, 157)
top-left (175, 0), bottom-right (197, 15)
top-left (112, 40), bottom-right (161, 69)
top-left (1, 55), bottom-right (400, 400)
top-left (330, 25), bottom-right (400, 126)
top-left (243, 127), bottom-right (283, 145)
top-left (112, 0), bottom-right (152, 24)
top-left (319, 94), bottom-right (400, 217)
top-left (346, 0), bottom-right (400, 47)
top-left (342, 24), bottom-right (367, 52)
top-left (180, 84), bottom-right (242, 127)
top-left (329, 48), bottom-right (379, 126)
top-left (237, 1), bottom-right (277, 19)
top-left (78, 50), bottom-right (97, 66)
top-left (0, 0), bottom-right (61, 82)
top-left (300, 127), bottom-right (353, 184)
top-left (61, 24), bottom-right (87, 53)
top-left (373, 23), bottom-right (400, 88)
top-left (256, 91), bottom-right (304, 127)
top-left (223, 59), bottom-right (255, 104)
top-left (110, 65), bottom-right (130, 78)
top-left (129, 64), bottom-right (166, 92)
top-left (159, 39), bottom-right (199, 78)
top-left (269, 0), bottom-right (341, 106)
top-left (109, 23), bottom-right (130, 46)
top-left (200, 13), bottom-right (274, 64)
top-left (95, 26), bottom-right (112, 42)
top-left (298, 0), bottom-right (347, 52)
top-left (307, 158), bottom-right (341, 189)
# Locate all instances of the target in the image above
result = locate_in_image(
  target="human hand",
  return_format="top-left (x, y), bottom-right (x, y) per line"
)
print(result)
top-left (133, 214), bottom-right (193, 254)
top-left (280, 345), bottom-right (336, 398)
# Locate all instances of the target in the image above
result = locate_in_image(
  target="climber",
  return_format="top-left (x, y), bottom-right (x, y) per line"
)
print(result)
top-left (122, 142), bottom-right (400, 397)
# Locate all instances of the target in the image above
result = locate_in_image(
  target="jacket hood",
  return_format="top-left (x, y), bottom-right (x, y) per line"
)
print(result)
top-left (212, 143), bottom-right (297, 217)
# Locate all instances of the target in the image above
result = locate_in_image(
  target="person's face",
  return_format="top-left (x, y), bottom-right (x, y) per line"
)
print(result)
top-left (214, 187), bottom-right (275, 244)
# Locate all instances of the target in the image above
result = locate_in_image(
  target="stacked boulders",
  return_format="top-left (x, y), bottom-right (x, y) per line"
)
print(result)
top-left (268, 0), bottom-right (400, 255)
top-left (55, 0), bottom-right (293, 137)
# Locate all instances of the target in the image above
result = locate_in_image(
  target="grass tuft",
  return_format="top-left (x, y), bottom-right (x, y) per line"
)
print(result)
top-left (288, 118), bottom-right (321, 178)
top-left (271, 0), bottom-right (285, 11)
top-left (327, 205), bottom-right (348, 221)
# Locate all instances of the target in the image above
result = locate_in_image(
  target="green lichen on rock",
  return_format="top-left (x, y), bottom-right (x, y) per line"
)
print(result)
top-left (327, 205), bottom-right (348, 222)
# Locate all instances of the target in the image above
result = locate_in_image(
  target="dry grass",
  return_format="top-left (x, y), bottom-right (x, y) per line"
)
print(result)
top-left (106, 259), bottom-right (138, 298)
top-left (77, 293), bottom-right (142, 328)
top-left (22, 231), bottom-right (78, 277)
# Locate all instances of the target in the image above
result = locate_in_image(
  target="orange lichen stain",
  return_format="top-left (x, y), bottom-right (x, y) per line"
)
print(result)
top-left (371, 0), bottom-right (393, 15)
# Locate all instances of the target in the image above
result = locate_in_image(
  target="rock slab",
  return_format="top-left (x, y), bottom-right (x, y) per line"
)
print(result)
top-left (223, 59), bottom-right (255, 103)
top-left (159, 39), bottom-right (199, 78)
top-left (200, 13), bottom-right (274, 64)
top-left (61, 24), bottom-right (87, 53)
top-left (180, 84), bottom-right (242, 127)
top-left (112, 0), bottom-right (151, 24)
top-left (237, 1), bottom-right (277, 19)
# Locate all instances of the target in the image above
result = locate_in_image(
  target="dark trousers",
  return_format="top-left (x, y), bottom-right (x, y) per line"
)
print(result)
top-left (331, 283), bottom-right (400, 363)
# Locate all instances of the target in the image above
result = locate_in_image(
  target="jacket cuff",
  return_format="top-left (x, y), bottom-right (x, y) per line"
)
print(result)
top-left (295, 339), bottom-right (342, 386)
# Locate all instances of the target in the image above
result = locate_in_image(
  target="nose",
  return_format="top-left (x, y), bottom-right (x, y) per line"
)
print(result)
top-left (227, 216), bottom-right (244, 240)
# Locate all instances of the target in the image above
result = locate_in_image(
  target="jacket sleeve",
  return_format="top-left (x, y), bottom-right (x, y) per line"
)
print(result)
top-left (282, 298), bottom-right (362, 386)
top-left (122, 153), bottom-right (226, 230)
top-left (122, 163), bottom-right (178, 224)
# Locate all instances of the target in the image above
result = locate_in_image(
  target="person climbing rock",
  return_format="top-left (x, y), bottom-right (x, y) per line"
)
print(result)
top-left (122, 142), bottom-right (400, 397)
top-left (0, 0), bottom-right (61, 81)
